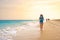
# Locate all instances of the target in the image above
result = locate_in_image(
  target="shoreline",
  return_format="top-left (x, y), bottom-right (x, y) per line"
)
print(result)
top-left (0, 20), bottom-right (60, 40)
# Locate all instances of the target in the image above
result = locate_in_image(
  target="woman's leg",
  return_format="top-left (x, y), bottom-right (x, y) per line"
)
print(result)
top-left (40, 23), bottom-right (43, 30)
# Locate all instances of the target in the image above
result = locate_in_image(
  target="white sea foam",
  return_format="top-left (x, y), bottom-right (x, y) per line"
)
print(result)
top-left (0, 21), bottom-right (40, 40)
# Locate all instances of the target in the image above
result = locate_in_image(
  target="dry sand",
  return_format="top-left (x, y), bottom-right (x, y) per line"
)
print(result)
top-left (13, 20), bottom-right (60, 40)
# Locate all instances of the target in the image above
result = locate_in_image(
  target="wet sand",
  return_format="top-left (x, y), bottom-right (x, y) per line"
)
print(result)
top-left (13, 20), bottom-right (60, 40)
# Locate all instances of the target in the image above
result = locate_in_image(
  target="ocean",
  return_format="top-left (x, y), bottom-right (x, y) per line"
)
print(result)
top-left (0, 20), bottom-right (38, 29)
top-left (0, 20), bottom-right (39, 40)
top-left (0, 20), bottom-right (60, 40)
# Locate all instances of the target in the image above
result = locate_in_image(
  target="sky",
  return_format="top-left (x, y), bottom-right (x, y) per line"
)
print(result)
top-left (0, 0), bottom-right (60, 20)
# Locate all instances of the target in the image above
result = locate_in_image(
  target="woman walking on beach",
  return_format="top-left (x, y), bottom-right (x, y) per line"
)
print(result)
top-left (39, 14), bottom-right (44, 30)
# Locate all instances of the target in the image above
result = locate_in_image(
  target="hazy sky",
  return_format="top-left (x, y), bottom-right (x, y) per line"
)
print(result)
top-left (0, 0), bottom-right (60, 20)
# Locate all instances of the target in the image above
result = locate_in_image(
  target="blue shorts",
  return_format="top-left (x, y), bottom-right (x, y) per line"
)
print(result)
top-left (39, 20), bottom-right (43, 23)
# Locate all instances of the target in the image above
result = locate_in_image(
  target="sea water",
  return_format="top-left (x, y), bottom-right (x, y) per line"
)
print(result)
top-left (0, 20), bottom-right (37, 29)
top-left (0, 20), bottom-right (39, 40)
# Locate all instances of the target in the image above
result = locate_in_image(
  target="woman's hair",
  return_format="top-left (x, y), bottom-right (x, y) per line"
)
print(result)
top-left (40, 14), bottom-right (43, 16)
top-left (40, 14), bottom-right (44, 19)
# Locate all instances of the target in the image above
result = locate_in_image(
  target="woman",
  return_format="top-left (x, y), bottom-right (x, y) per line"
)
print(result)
top-left (39, 14), bottom-right (44, 30)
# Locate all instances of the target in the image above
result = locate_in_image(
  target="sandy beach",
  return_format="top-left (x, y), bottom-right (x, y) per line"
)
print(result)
top-left (39, 20), bottom-right (60, 40)
top-left (0, 20), bottom-right (60, 40)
